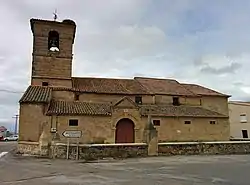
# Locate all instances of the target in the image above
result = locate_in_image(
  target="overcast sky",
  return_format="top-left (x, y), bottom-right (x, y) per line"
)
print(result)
top-left (1, 0), bottom-right (250, 130)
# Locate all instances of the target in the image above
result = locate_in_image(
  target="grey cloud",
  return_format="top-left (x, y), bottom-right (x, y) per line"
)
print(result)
top-left (200, 62), bottom-right (241, 75)
top-left (193, 57), bottom-right (204, 66)
top-left (233, 82), bottom-right (247, 87)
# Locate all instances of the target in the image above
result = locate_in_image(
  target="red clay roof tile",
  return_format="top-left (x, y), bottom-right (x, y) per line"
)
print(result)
top-left (46, 100), bottom-right (111, 116)
top-left (134, 77), bottom-right (196, 96)
top-left (72, 77), bottom-right (149, 94)
top-left (140, 104), bottom-right (227, 118)
top-left (182, 83), bottom-right (230, 97)
top-left (46, 100), bottom-right (226, 118)
top-left (19, 86), bottom-right (52, 103)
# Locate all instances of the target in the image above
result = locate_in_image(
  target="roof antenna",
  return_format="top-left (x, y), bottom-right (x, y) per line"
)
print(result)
top-left (53, 9), bottom-right (58, 21)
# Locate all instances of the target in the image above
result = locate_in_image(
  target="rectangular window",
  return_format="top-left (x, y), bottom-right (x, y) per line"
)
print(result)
top-left (135, 96), bottom-right (142, 104)
top-left (242, 130), bottom-right (248, 138)
top-left (42, 82), bottom-right (49, 86)
top-left (240, 114), bottom-right (247, 123)
top-left (153, 120), bottom-right (160, 126)
top-left (184, 121), bottom-right (191, 124)
top-left (69, 119), bottom-right (78, 126)
top-left (210, 121), bottom-right (216, 124)
top-left (74, 94), bottom-right (79, 101)
top-left (173, 97), bottom-right (180, 106)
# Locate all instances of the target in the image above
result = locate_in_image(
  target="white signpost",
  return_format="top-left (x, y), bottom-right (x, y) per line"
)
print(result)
top-left (62, 130), bottom-right (82, 138)
top-left (62, 130), bottom-right (82, 160)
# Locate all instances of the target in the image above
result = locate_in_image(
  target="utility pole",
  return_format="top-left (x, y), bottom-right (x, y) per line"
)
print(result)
top-left (12, 115), bottom-right (19, 135)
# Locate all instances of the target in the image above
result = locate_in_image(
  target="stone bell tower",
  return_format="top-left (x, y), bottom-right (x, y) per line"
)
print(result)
top-left (30, 17), bottom-right (76, 87)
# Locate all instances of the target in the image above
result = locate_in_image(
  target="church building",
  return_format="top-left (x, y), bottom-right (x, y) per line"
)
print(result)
top-left (18, 17), bottom-right (231, 146)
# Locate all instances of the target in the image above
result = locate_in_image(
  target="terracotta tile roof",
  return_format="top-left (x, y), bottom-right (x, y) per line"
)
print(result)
top-left (51, 87), bottom-right (73, 91)
top-left (134, 77), bottom-right (196, 96)
top-left (19, 86), bottom-right (52, 103)
top-left (46, 100), bottom-right (226, 117)
top-left (139, 104), bottom-right (227, 118)
top-left (72, 77), bottom-right (149, 94)
top-left (46, 100), bottom-right (111, 116)
top-left (0, 126), bottom-right (7, 132)
top-left (182, 83), bottom-right (230, 97)
top-left (70, 76), bottom-right (228, 97)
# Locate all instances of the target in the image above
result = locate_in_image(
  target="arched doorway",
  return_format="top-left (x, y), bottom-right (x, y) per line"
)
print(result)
top-left (115, 118), bottom-right (135, 143)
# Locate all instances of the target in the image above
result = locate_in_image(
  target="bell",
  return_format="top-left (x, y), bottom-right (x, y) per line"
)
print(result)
top-left (49, 39), bottom-right (59, 52)
top-left (49, 46), bottom-right (59, 52)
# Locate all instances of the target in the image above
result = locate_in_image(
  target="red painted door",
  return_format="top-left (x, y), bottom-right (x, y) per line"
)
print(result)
top-left (115, 118), bottom-right (134, 143)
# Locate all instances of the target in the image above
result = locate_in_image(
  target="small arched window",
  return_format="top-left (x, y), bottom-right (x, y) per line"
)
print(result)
top-left (48, 30), bottom-right (59, 52)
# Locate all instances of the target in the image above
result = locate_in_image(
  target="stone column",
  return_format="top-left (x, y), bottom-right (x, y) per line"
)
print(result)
top-left (39, 128), bottom-right (49, 156)
top-left (144, 115), bottom-right (158, 156)
top-left (147, 129), bottom-right (158, 156)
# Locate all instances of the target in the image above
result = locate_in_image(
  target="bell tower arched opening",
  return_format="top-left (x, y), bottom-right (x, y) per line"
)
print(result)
top-left (48, 30), bottom-right (59, 52)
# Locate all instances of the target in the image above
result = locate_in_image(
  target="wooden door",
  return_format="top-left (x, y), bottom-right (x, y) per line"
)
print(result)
top-left (115, 118), bottom-right (134, 143)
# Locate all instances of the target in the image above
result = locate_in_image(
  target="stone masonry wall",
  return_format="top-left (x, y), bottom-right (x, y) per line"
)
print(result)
top-left (19, 104), bottom-right (49, 142)
top-left (31, 20), bottom-right (75, 83)
top-left (151, 117), bottom-right (230, 142)
top-left (52, 143), bottom-right (148, 160)
top-left (201, 96), bottom-right (229, 116)
top-left (158, 141), bottom-right (250, 156)
top-left (17, 142), bottom-right (40, 155)
top-left (18, 141), bottom-right (250, 160)
top-left (32, 78), bottom-right (72, 88)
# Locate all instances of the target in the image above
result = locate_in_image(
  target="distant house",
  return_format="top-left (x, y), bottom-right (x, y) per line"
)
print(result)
top-left (0, 126), bottom-right (7, 132)
top-left (0, 126), bottom-right (7, 139)
top-left (229, 101), bottom-right (250, 139)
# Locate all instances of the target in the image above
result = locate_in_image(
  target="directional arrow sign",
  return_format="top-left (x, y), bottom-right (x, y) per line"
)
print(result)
top-left (62, 130), bottom-right (82, 138)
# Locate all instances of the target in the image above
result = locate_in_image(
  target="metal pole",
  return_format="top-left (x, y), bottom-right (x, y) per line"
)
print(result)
top-left (66, 138), bottom-right (69, 159)
top-left (76, 138), bottom-right (79, 160)
top-left (12, 115), bottom-right (19, 135)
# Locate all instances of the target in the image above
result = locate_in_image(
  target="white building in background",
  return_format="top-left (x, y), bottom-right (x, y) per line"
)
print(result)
top-left (229, 101), bottom-right (250, 139)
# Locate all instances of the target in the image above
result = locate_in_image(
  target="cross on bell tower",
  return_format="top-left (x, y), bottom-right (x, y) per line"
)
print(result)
top-left (53, 9), bottom-right (58, 21)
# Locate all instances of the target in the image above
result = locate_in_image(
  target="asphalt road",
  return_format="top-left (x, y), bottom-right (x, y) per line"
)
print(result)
top-left (0, 141), bottom-right (17, 154)
top-left (1, 152), bottom-right (250, 185)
